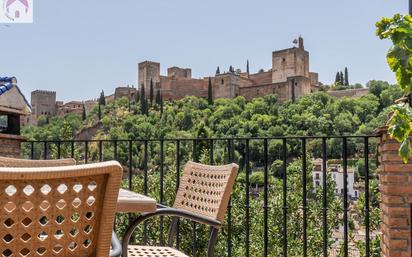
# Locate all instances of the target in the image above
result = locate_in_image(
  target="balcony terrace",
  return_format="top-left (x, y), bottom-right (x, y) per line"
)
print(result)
top-left (20, 135), bottom-right (384, 257)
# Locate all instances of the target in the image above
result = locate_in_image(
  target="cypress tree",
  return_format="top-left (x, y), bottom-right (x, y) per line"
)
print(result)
top-left (160, 94), bottom-right (164, 116)
top-left (156, 90), bottom-right (161, 106)
top-left (335, 72), bottom-right (341, 84)
top-left (82, 104), bottom-right (86, 120)
top-left (135, 91), bottom-right (140, 103)
top-left (208, 77), bottom-right (213, 105)
top-left (344, 67), bottom-right (349, 86)
top-left (340, 71), bottom-right (344, 85)
top-left (216, 66), bottom-right (220, 75)
top-left (98, 104), bottom-right (102, 120)
top-left (149, 79), bottom-right (154, 105)
top-left (246, 59), bottom-right (250, 74)
top-left (144, 97), bottom-right (149, 116)
top-left (99, 90), bottom-right (106, 106)
top-left (140, 84), bottom-right (146, 114)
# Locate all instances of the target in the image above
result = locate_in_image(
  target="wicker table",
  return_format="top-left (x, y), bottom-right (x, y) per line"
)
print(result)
top-left (117, 189), bottom-right (157, 213)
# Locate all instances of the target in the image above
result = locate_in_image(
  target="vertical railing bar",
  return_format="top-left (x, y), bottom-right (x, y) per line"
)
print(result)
top-left (343, 137), bottom-right (348, 257)
top-left (302, 138), bottom-right (307, 257)
top-left (263, 138), bottom-right (269, 257)
top-left (227, 139), bottom-right (233, 257)
top-left (30, 141), bottom-right (34, 159)
top-left (84, 141), bottom-right (88, 164)
top-left (160, 139), bottom-right (165, 246)
top-left (98, 141), bottom-right (103, 162)
top-left (143, 140), bottom-right (148, 245)
top-left (57, 141), bottom-right (61, 159)
top-left (128, 140), bottom-right (133, 225)
top-left (245, 139), bottom-right (250, 257)
top-left (322, 138), bottom-right (328, 257)
top-left (43, 141), bottom-right (47, 160)
top-left (70, 141), bottom-right (74, 159)
top-left (175, 140), bottom-right (181, 250)
top-left (282, 138), bottom-right (288, 257)
top-left (128, 140), bottom-right (133, 191)
top-left (114, 141), bottom-right (118, 161)
top-left (210, 139), bottom-right (214, 165)
top-left (364, 137), bottom-right (370, 257)
top-left (192, 139), bottom-right (198, 257)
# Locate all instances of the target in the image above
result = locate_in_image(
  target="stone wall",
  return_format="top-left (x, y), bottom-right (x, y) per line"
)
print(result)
top-left (31, 90), bottom-right (56, 116)
top-left (138, 61), bottom-right (160, 92)
top-left (0, 134), bottom-right (23, 158)
top-left (114, 87), bottom-right (137, 102)
top-left (138, 38), bottom-right (317, 102)
top-left (327, 88), bottom-right (369, 98)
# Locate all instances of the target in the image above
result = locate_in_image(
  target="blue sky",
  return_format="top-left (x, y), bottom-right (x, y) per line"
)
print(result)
top-left (0, 0), bottom-right (407, 102)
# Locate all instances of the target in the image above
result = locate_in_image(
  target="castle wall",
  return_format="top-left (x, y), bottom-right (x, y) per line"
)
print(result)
top-left (160, 76), bottom-right (207, 100)
top-left (239, 82), bottom-right (289, 101)
top-left (138, 37), bottom-right (318, 102)
top-left (138, 61), bottom-right (160, 94)
top-left (214, 74), bottom-right (243, 99)
top-left (114, 87), bottom-right (137, 102)
top-left (31, 90), bottom-right (56, 116)
top-left (248, 71), bottom-right (272, 85)
top-left (327, 88), bottom-right (369, 98)
top-left (272, 42), bottom-right (309, 84)
top-left (167, 67), bottom-right (192, 79)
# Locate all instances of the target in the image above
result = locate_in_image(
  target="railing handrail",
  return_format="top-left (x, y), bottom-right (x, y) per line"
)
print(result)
top-left (25, 134), bottom-right (381, 143)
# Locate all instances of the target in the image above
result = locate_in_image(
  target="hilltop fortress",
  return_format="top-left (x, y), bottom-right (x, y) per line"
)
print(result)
top-left (24, 37), bottom-right (327, 126)
top-left (139, 37), bottom-right (320, 102)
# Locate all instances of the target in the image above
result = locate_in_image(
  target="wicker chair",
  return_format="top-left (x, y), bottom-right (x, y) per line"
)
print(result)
top-left (0, 161), bottom-right (123, 257)
top-left (0, 156), bottom-right (76, 167)
top-left (122, 161), bottom-right (239, 257)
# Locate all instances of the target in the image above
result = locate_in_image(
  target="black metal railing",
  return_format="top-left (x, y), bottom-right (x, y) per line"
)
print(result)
top-left (22, 135), bottom-right (380, 257)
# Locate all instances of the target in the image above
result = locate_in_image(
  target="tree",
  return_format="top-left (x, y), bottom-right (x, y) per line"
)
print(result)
top-left (135, 91), bottom-right (140, 103)
top-left (340, 71), bottom-right (344, 85)
top-left (229, 65), bottom-right (234, 73)
top-left (150, 79), bottom-right (154, 105)
top-left (377, 14), bottom-right (412, 162)
top-left (335, 72), bottom-right (341, 85)
top-left (99, 90), bottom-right (106, 106)
top-left (98, 104), bottom-right (102, 120)
top-left (140, 84), bottom-right (146, 114)
top-left (156, 90), bottom-right (161, 106)
top-left (246, 59), bottom-right (250, 74)
top-left (216, 66), bottom-right (220, 75)
top-left (344, 67), bottom-right (349, 86)
top-left (160, 94), bottom-right (164, 116)
top-left (208, 77), bottom-right (213, 105)
top-left (82, 104), bottom-right (86, 120)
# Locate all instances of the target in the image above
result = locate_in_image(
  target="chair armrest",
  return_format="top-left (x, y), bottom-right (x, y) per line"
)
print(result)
top-left (122, 206), bottom-right (221, 255)
top-left (110, 231), bottom-right (122, 257)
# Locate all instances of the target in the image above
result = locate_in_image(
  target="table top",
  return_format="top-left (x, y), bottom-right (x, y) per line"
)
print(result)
top-left (117, 189), bottom-right (157, 213)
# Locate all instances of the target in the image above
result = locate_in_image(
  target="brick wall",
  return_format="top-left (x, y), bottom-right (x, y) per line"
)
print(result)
top-left (0, 134), bottom-right (23, 158)
top-left (379, 131), bottom-right (412, 256)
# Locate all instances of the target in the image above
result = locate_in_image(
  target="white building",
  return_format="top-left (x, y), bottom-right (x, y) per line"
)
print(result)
top-left (312, 158), bottom-right (359, 199)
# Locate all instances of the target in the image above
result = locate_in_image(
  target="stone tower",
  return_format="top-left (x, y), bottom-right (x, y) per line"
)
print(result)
top-left (31, 90), bottom-right (56, 117)
top-left (271, 36), bottom-right (309, 84)
top-left (214, 73), bottom-right (240, 99)
top-left (138, 61), bottom-right (160, 95)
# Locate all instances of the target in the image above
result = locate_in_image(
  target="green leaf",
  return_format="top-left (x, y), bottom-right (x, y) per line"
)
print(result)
top-left (399, 139), bottom-right (411, 163)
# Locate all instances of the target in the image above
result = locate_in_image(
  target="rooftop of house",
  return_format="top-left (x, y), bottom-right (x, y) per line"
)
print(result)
top-left (0, 77), bottom-right (31, 114)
